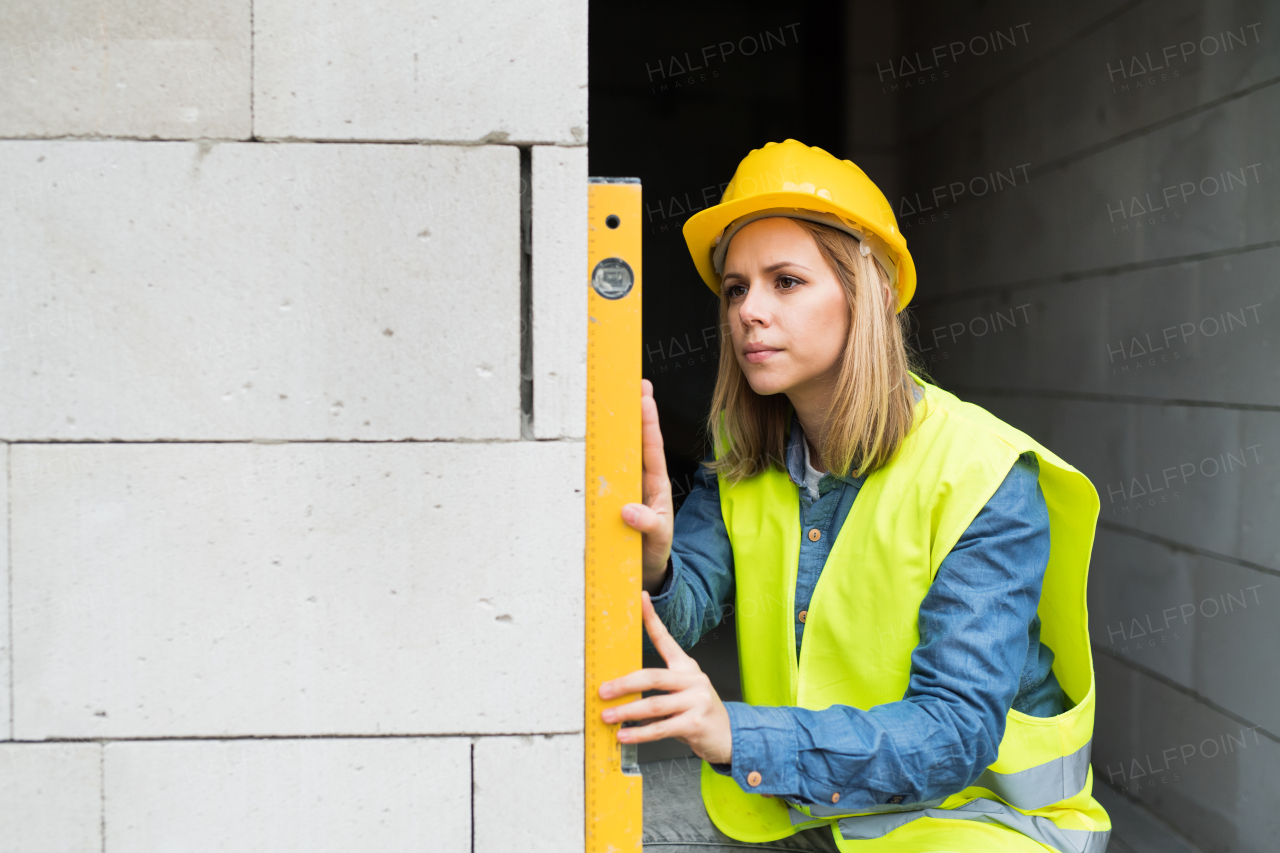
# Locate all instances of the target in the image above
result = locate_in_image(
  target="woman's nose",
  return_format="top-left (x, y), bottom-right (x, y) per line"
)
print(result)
top-left (737, 284), bottom-right (770, 325)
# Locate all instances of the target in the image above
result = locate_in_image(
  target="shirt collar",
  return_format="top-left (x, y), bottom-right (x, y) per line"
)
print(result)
top-left (785, 412), bottom-right (861, 488)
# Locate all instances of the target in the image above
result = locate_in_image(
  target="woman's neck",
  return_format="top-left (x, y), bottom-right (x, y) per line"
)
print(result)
top-left (790, 375), bottom-right (922, 476)
top-left (788, 384), bottom-right (834, 473)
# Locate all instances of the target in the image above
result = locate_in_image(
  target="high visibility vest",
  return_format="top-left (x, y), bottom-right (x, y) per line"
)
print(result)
top-left (699, 378), bottom-right (1112, 853)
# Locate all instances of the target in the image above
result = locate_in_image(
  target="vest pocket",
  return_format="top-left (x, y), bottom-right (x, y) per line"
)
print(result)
top-left (979, 681), bottom-right (1097, 809)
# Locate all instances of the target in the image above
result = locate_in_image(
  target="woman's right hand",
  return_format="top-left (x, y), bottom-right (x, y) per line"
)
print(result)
top-left (622, 379), bottom-right (675, 593)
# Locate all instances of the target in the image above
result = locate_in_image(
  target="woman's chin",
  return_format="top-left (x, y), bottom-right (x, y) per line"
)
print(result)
top-left (744, 374), bottom-right (792, 397)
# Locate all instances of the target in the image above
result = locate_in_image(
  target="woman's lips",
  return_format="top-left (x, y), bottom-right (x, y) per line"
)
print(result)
top-left (745, 348), bottom-right (781, 364)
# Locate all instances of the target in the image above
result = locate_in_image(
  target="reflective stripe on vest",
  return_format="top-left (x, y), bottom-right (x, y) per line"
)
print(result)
top-left (973, 737), bottom-right (1093, 810)
top-left (780, 738), bottom-right (1091, 821)
top-left (785, 804), bottom-right (829, 828)
top-left (835, 797), bottom-right (1111, 853)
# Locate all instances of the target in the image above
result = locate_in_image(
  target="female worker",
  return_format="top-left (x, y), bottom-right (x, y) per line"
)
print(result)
top-left (596, 140), bottom-right (1112, 853)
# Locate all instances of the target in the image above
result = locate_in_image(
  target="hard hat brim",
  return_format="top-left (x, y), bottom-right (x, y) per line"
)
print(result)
top-left (682, 190), bottom-right (916, 313)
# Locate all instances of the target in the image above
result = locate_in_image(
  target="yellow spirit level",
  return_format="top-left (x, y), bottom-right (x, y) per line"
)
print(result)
top-left (585, 177), bottom-right (644, 852)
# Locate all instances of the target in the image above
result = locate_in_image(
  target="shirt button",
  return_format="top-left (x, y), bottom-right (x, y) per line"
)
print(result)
top-left (808, 528), bottom-right (821, 541)
top-left (747, 771), bottom-right (763, 787)
top-left (831, 792), bottom-right (840, 803)
top-left (798, 610), bottom-right (807, 623)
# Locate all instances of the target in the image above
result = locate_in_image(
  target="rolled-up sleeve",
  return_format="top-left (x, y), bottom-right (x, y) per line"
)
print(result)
top-left (715, 452), bottom-right (1052, 807)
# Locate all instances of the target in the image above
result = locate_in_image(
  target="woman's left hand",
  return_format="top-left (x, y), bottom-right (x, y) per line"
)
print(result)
top-left (598, 590), bottom-right (733, 765)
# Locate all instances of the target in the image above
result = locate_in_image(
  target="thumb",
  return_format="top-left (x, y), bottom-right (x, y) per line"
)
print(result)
top-left (640, 590), bottom-right (690, 667)
top-left (621, 502), bottom-right (665, 533)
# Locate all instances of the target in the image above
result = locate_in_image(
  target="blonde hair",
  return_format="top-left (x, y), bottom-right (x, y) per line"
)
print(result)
top-left (705, 218), bottom-right (927, 486)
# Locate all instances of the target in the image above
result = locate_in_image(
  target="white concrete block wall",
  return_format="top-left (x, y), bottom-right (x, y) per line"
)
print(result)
top-left (474, 734), bottom-right (584, 853)
top-left (0, 742), bottom-right (101, 851)
top-left (0, 2), bottom-right (252, 139)
top-left (532, 145), bottom-right (588, 439)
top-left (0, 443), bottom-right (8, 738)
top-left (0, 141), bottom-right (522, 440)
top-left (11, 441), bottom-right (583, 739)
top-left (105, 739), bottom-right (471, 853)
top-left (0, 0), bottom-right (588, 848)
top-left (253, 0), bottom-right (588, 143)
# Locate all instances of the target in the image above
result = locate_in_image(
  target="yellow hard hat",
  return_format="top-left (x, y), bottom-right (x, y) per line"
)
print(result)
top-left (682, 139), bottom-right (915, 313)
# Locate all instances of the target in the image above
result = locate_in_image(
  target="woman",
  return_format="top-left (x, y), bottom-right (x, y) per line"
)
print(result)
top-left (596, 140), bottom-right (1111, 853)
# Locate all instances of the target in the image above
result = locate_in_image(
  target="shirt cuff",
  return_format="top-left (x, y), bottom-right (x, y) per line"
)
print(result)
top-left (721, 702), bottom-right (799, 796)
top-left (648, 554), bottom-right (677, 604)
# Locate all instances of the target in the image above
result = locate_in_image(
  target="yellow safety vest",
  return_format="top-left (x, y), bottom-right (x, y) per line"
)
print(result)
top-left (699, 377), bottom-right (1112, 853)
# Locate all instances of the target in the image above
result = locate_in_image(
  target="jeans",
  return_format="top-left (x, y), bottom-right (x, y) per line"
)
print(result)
top-left (641, 757), bottom-right (841, 852)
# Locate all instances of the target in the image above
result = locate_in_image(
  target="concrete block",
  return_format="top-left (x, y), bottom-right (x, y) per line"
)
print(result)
top-left (11, 440), bottom-right (584, 738)
top-left (906, 82), bottom-right (1280, 295)
top-left (0, 140), bottom-right (521, 440)
top-left (914, 243), bottom-right (1279, 406)
top-left (1090, 529), bottom-right (1198, 688)
top-left (1107, 406), bottom-right (1272, 566)
top-left (896, 0), bottom-right (1131, 143)
top-left (846, 0), bottom-right (900, 152)
top-left (253, 0), bottom-right (588, 143)
top-left (0, 443), bottom-right (7, 739)
top-left (532, 146), bottom-right (587, 439)
top-left (106, 738), bottom-right (470, 853)
top-left (958, 395), bottom-right (1279, 570)
top-left (1092, 782), bottom-right (1210, 853)
top-left (0, 742), bottom-right (101, 852)
top-left (0, 1), bottom-right (250, 139)
top-left (1089, 528), bottom-right (1279, 734)
top-left (902, 0), bottom-right (1280, 204)
top-left (473, 734), bottom-right (583, 853)
top-left (1093, 653), bottom-right (1280, 853)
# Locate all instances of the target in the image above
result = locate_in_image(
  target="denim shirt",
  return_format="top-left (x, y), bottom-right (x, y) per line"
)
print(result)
top-left (646, 384), bottom-right (1068, 810)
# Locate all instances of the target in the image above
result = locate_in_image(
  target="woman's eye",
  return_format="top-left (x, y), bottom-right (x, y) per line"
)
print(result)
top-left (778, 275), bottom-right (801, 290)
top-left (725, 284), bottom-right (746, 299)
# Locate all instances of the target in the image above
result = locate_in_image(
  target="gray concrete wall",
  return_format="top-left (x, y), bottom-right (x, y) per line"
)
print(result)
top-left (900, 1), bottom-right (1279, 849)
top-left (0, 2), bottom-right (587, 850)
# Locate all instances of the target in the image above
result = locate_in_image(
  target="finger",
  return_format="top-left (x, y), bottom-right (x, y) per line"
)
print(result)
top-left (641, 590), bottom-right (696, 670)
top-left (602, 691), bottom-right (691, 724)
top-left (600, 669), bottom-right (698, 699)
top-left (600, 662), bottom-right (698, 698)
top-left (617, 710), bottom-right (691, 744)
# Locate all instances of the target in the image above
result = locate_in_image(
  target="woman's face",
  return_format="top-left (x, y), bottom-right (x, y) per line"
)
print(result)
top-left (721, 217), bottom-right (850, 399)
